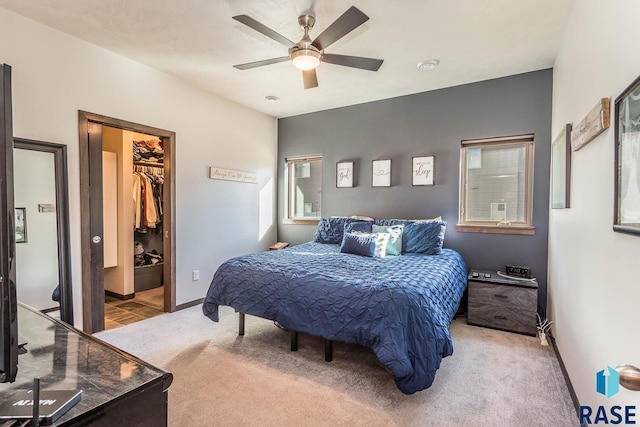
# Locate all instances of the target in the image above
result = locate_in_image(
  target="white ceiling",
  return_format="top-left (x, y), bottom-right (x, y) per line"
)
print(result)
top-left (0, 0), bottom-right (575, 118)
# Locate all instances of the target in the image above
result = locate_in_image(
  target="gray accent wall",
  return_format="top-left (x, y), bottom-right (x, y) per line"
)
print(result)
top-left (277, 69), bottom-right (552, 315)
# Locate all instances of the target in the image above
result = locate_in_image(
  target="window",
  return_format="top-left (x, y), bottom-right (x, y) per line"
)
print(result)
top-left (284, 155), bottom-right (322, 224)
top-left (458, 135), bottom-right (535, 235)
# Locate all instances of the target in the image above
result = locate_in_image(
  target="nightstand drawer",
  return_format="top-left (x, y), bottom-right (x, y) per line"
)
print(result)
top-left (468, 281), bottom-right (536, 311)
top-left (467, 305), bottom-right (537, 336)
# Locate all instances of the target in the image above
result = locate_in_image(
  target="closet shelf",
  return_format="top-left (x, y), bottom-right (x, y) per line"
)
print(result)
top-left (134, 160), bottom-right (163, 167)
top-left (134, 262), bottom-right (164, 269)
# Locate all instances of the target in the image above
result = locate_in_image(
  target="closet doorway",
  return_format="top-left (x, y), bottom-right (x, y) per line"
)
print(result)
top-left (79, 111), bottom-right (176, 333)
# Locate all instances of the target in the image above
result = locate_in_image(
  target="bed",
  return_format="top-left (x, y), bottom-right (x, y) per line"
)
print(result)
top-left (202, 217), bottom-right (467, 394)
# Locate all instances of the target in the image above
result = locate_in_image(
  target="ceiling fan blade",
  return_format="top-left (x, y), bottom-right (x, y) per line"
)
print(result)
top-left (303, 69), bottom-right (318, 89)
top-left (311, 6), bottom-right (369, 51)
top-left (321, 53), bottom-right (383, 71)
top-left (233, 15), bottom-right (297, 48)
top-left (233, 56), bottom-right (290, 70)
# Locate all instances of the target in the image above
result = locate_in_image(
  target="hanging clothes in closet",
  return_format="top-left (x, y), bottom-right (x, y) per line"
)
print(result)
top-left (133, 165), bottom-right (164, 234)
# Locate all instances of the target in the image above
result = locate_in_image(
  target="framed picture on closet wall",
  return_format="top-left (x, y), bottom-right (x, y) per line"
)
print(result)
top-left (551, 124), bottom-right (571, 209)
top-left (15, 207), bottom-right (27, 243)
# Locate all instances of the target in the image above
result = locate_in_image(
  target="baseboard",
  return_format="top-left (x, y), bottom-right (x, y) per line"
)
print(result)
top-left (549, 335), bottom-right (582, 419)
top-left (175, 298), bottom-right (204, 311)
top-left (105, 290), bottom-right (135, 300)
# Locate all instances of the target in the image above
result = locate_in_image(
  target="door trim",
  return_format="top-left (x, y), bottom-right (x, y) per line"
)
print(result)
top-left (0, 63), bottom-right (18, 382)
top-left (14, 138), bottom-right (74, 325)
top-left (78, 111), bottom-right (176, 333)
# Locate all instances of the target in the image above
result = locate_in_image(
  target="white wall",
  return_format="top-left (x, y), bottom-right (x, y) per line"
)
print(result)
top-left (14, 149), bottom-right (59, 310)
top-left (0, 7), bottom-right (278, 328)
top-left (102, 127), bottom-right (130, 296)
top-left (550, 0), bottom-right (640, 407)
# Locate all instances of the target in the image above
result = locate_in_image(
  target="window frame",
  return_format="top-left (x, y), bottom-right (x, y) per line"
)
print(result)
top-left (283, 154), bottom-right (322, 225)
top-left (457, 134), bottom-right (535, 235)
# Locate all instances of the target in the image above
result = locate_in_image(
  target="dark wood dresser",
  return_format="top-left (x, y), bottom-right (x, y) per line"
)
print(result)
top-left (0, 304), bottom-right (172, 426)
top-left (467, 270), bottom-right (538, 336)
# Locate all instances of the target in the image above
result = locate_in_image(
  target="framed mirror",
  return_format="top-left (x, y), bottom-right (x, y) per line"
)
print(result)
top-left (14, 138), bottom-right (73, 324)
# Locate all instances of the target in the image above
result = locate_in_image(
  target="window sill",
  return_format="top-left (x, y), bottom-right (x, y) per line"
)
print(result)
top-left (456, 224), bottom-right (535, 235)
top-left (282, 218), bottom-right (320, 225)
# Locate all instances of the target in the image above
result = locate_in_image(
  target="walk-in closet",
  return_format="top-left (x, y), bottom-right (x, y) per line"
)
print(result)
top-left (102, 126), bottom-right (167, 329)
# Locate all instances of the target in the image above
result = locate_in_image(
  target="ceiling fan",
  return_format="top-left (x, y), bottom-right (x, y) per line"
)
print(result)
top-left (232, 6), bottom-right (384, 89)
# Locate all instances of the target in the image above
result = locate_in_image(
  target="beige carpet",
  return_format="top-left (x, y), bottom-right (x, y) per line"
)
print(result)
top-left (95, 305), bottom-right (578, 427)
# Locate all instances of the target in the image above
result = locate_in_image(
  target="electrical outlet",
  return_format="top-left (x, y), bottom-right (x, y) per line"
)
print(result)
top-left (192, 270), bottom-right (199, 281)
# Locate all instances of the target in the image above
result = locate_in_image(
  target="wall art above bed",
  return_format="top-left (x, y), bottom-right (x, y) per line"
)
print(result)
top-left (336, 161), bottom-right (354, 188)
top-left (412, 155), bottom-right (435, 186)
top-left (372, 159), bottom-right (391, 187)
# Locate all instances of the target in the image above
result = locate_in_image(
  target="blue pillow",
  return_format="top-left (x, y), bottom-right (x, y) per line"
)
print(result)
top-left (345, 221), bottom-right (373, 234)
top-left (372, 224), bottom-right (404, 256)
top-left (403, 220), bottom-right (447, 254)
top-left (374, 219), bottom-right (446, 254)
top-left (314, 217), bottom-right (370, 244)
top-left (340, 232), bottom-right (389, 258)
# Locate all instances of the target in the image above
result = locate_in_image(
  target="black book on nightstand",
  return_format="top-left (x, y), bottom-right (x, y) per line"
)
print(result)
top-left (0, 389), bottom-right (82, 425)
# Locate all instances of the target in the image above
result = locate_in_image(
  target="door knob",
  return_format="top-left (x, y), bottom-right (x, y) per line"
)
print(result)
top-left (616, 365), bottom-right (640, 391)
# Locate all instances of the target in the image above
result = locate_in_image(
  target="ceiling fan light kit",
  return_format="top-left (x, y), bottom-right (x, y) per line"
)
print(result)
top-left (233, 6), bottom-right (384, 89)
top-left (290, 47), bottom-right (322, 70)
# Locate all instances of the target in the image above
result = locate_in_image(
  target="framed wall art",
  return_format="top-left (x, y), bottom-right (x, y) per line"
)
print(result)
top-left (336, 161), bottom-right (354, 188)
top-left (15, 207), bottom-right (27, 243)
top-left (551, 124), bottom-right (572, 209)
top-left (372, 159), bottom-right (391, 187)
top-left (614, 74), bottom-right (640, 235)
top-left (412, 155), bottom-right (435, 186)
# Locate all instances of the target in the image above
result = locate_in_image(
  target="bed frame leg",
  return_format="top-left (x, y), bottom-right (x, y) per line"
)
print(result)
top-left (290, 331), bottom-right (298, 351)
top-left (238, 312), bottom-right (245, 336)
top-left (324, 339), bottom-right (333, 362)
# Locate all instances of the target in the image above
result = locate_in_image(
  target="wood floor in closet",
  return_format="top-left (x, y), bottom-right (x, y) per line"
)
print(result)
top-left (104, 287), bottom-right (164, 330)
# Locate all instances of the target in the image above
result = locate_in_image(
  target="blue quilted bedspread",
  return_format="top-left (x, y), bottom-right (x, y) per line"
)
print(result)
top-left (202, 242), bottom-right (467, 394)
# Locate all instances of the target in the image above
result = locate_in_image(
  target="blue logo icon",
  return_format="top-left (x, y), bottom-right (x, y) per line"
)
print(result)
top-left (596, 366), bottom-right (620, 398)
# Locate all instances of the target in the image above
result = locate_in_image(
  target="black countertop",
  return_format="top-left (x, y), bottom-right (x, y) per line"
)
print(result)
top-left (0, 304), bottom-right (172, 426)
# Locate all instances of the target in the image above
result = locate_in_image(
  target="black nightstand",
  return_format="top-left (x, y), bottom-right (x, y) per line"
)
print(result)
top-left (467, 270), bottom-right (538, 336)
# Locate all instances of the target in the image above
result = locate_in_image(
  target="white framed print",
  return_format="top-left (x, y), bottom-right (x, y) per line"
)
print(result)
top-left (412, 155), bottom-right (435, 186)
top-left (372, 159), bottom-right (391, 187)
top-left (336, 161), bottom-right (354, 188)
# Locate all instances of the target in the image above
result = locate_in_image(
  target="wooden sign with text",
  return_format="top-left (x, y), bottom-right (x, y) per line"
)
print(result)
top-left (571, 97), bottom-right (610, 151)
top-left (208, 167), bottom-right (257, 184)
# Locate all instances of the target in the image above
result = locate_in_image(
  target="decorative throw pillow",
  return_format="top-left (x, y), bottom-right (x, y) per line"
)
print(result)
top-left (345, 221), bottom-right (373, 234)
top-left (314, 217), bottom-right (370, 244)
top-left (350, 215), bottom-right (375, 221)
top-left (374, 218), bottom-right (446, 254)
top-left (340, 231), bottom-right (390, 258)
top-left (372, 224), bottom-right (404, 256)
top-left (374, 217), bottom-right (442, 227)
top-left (403, 220), bottom-right (447, 254)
